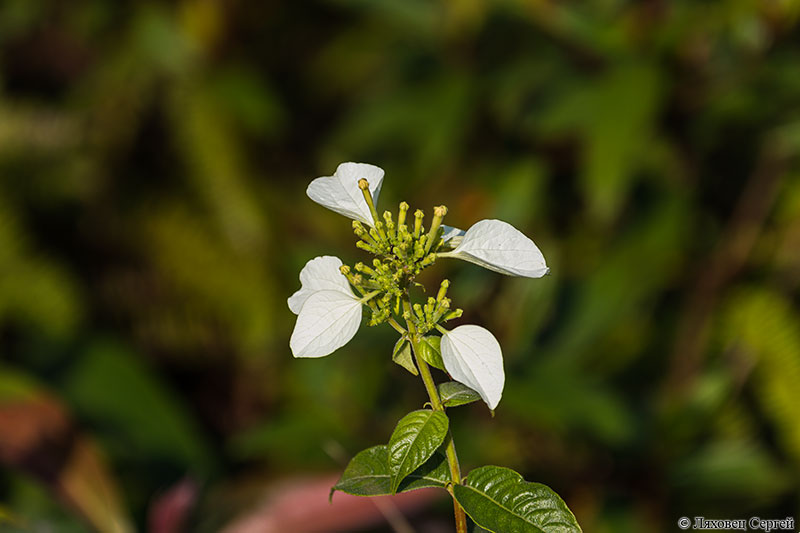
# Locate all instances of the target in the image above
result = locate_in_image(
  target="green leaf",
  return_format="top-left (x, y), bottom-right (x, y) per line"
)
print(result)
top-left (332, 445), bottom-right (449, 499)
top-left (392, 338), bottom-right (418, 375)
top-left (453, 466), bottom-right (582, 533)
top-left (438, 381), bottom-right (482, 408)
top-left (388, 409), bottom-right (449, 493)
top-left (417, 336), bottom-right (445, 371)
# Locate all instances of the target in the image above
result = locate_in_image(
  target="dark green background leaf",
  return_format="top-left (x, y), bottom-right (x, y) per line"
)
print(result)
top-left (63, 341), bottom-right (213, 471)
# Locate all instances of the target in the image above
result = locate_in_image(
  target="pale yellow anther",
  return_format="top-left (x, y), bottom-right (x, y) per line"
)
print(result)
top-left (358, 178), bottom-right (369, 190)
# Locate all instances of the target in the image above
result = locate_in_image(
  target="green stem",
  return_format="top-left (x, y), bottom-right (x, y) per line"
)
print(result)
top-left (403, 298), bottom-right (468, 533)
top-left (358, 290), bottom-right (381, 304)
top-left (387, 317), bottom-right (406, 335)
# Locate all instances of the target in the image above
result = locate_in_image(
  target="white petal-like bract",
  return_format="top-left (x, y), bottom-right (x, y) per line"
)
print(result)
top-left (306, 162), bottom-right (384, 225)
top-left (288, 256), bottom-right (354, 314)
top-left (440, 325), bottom-right (505, 410)
top-left (445, 219), bottom-right (548, 277)
top-left (290, 290), bottom-right (362, 358)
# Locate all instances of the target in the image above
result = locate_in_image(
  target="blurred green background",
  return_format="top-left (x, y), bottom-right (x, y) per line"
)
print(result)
top-left (2, 0), bottom-right (800, 531)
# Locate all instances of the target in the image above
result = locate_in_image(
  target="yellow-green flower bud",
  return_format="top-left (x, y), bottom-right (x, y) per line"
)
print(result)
top-left (424, 205), bottom-right (447, 255)
top-left (398, 201), bottom-right (409, 228)
top-left (383, 211), bottom-right (395, 241)
top-left (419, 253), bottom-right (436, 268)
top-left (356, 241), bottom-right (375, 253)
top-left (437, 279), bottom-right (450, 302)
top-left (413, 209), bottom-right (424, 238)
top-left (443, 309), bottom-right (463, 321)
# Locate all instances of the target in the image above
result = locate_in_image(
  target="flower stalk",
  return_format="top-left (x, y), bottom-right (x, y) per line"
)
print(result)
top-left (404, 297), bottom-right (468, 533)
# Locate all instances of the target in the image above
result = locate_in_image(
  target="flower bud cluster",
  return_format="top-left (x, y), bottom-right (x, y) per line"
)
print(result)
top-left (343, 182), bottom-right (462, 329)
top-left (402, 279), bottom-right (463, 334)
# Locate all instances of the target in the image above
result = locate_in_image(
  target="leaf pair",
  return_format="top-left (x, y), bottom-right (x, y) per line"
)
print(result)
top-left (335, 455), bottom-right (583, 533)
top-left (391, 336), bottom-right (489, 411)
top-left (392, 335), bottom-right (444, 376)
top-left (390, 328), bottom-right (507, 413)
top-left (334, 412), bottom-right (583, 533)
top-left (333, 409), bottom-right (450, 497)
top-left (331, 445), bottom-right (450, 498)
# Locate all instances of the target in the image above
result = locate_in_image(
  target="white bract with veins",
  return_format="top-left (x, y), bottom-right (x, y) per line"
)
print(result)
top-left (290, 162), bottom-right (549, 409)
top-left (289, 256), bottom-right (363, 358)
top-left (440, 325), bottom-right (505, 410)
top-left (287, 256), bottom-right (352, 314)
top-left (290, 290), bottom-right (362, 358)
top-left (439, 219), bottom-right (549, 278)
top-left (306, 162), bottom-right (384, 225)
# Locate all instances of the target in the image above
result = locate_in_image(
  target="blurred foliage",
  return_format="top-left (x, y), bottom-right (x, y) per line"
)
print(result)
top-left (1, 0), bottom-right (800, 531)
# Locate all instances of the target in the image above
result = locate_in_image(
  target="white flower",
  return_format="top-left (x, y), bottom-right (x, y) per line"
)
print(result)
top-left (439, 219), bottom-right (548, 278)
top-left (440, 325), bottom-right (504, 410)
top-left (306, 162), bottom-right (384, 225)
top-left (288, 256), bottom-right (363, 358)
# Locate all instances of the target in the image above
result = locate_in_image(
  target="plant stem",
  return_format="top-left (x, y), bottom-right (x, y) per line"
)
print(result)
top-left (402, 298), bottom-right (468, 533)
top-left (387, 317), bottom-right (406, 335)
